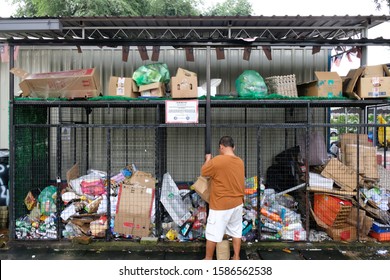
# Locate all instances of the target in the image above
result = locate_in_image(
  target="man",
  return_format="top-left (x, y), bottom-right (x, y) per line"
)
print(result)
top-left (201, 136), bottom-right (245, 260)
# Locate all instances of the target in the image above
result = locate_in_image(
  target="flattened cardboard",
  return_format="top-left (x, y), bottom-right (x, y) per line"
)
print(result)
top-left (114, 171), bottom-right (156, 237)
top-left (114, 185), bottom-right (155, 237)
top-left (108, 76), bottom-right (139, 98)
top-left (66, 163), bottom-right (80, 184)
top-left (321, 158), bottom-right (363, 191)
top-left (128, 171), bottom-right (156, 190)
top-left (343, 67), bottom-right (364, 99)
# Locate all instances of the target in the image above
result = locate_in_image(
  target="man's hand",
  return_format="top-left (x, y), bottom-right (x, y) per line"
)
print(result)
top-left (205, 154), bottom-right (212, 162)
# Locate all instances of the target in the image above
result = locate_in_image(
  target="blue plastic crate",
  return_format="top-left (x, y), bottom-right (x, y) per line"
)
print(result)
top-left (371, 221), bottom-right (390, 233)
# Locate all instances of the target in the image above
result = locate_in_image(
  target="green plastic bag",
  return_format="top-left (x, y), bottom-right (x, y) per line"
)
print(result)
top-left (38, 185), bottom-right (57, 216)
top-left (132, 63), bottom-right (171, 86)
top-left (235, 70), bottom-right (268, 98)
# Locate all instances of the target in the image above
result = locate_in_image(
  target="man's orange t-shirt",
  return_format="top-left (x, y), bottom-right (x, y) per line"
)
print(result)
top-left (201, 154), bottom-right (245, 210)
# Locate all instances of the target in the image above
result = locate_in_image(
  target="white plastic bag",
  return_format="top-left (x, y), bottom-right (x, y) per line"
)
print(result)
top-left (160, 173), bottom-right (192, 226)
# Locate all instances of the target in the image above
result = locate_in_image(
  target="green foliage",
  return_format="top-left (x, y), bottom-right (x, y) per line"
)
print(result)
top-left (10, 0), bottom-right (145, 17)
top-left (331, 114), bottom-right (360, 134)
top-left (9, 0), bottom-right (253, 16)
top-left (203, 0), bottom-right (252, 16)
top-left (331, 113), bottom-right (390, 135)
top-left (146, 0), bottom-right (201, 16)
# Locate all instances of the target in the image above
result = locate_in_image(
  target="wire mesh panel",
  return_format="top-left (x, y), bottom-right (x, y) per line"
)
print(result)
top-left (10, 101), bottom-right (390, 243)
top-left (258, 127), bottom-right (308, 242)
top-left (159, 127), bottom-right (207, 242)
top-left (13, 106), bottom-right (56, 240)
top-left (59, 123), bottom-right (158, 240)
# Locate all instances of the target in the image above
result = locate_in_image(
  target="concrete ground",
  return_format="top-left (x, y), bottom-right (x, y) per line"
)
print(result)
top-left (0, 229), bottom-right (389, 260)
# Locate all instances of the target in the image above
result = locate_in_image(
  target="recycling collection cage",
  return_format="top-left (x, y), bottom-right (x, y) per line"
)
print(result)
top-left (9, 100), bottom-right (390, 243)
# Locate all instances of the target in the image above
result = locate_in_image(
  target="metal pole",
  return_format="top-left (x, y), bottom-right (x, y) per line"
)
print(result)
top-left (8, 43), bottom-right (15, 240)
top-left (205, 46), bottom-right (211, 154)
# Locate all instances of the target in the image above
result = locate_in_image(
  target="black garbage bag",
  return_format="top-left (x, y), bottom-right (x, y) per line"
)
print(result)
top-left (266, 146), bottom-right (305, 192)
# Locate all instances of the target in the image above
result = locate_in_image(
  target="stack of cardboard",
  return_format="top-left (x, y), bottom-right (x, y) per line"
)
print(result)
top-left (340, 133), bottom-right (378, 180)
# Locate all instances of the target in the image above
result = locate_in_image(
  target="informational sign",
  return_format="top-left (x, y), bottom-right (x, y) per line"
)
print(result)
top-left (165, 100), bottom-right (199, 124)
top-left (62, 127), bottom-right (71, 141)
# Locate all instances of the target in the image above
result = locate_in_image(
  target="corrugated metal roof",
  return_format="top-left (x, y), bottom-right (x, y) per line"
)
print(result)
top-left (0, 15), bottom-right (389, 46)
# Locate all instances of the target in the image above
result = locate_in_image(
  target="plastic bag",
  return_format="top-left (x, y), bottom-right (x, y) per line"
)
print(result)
top-left (160, 173), bottom-right (192, 226)
top-left (132, 63), bottom-right (171, 86)
top-left (80, 179), bottom-right (105, 196)
top-left (235, 70), bottom-right (268, 98)
top-left (37, 185), bottom-right (57, 216)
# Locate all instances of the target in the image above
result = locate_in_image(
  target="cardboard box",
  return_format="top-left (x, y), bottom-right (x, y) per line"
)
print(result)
top-left (363, 64), bottom-right (390, 77)
top-left (326, 224), bottom-right (357, 241)
top-left (171, 68), bottom-right (198, 98)
top-left (192, 176), bottom-right (210, 203)
top-left (344, 144), bottom-right (378, 179)
top-left (114, 171), bottom-right (156, 237)
top-left (358, 76), bottom-right (390, 98)
top-left (321, 158), bottom-right (363, 191)
top-left (313, 194), bottom-right (353, 227)
top-left (139, 82), bottom-right (165, 98)
top-left (11, 68), bottom-right (101, 99)
top-left (108, 76), bottom-right (139, 98)
top-left (343, 64), bottom-right (390, 99)
top-left (297, 71), bottom-right (342, 98)
top-left (348, 208), bottom-right (374, 237)
top-left (340, 133), bottom-right (371, 158)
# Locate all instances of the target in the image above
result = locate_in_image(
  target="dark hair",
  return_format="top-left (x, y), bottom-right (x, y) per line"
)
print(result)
top-left (219, 136), bottom-right (235, 148)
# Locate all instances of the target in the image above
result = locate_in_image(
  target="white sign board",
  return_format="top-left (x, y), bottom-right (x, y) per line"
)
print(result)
top-left (165, 100), bottom-right (199, 123)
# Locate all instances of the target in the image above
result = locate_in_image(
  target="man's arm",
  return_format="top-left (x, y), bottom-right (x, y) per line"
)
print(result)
top-left (201, 154), bottom-right (213, 177)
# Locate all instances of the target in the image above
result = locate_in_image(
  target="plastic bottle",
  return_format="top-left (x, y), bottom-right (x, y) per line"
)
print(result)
top-left (261, 207), bottom-right (282, 222)
top-left (180, 222), bottom-right (193, 237)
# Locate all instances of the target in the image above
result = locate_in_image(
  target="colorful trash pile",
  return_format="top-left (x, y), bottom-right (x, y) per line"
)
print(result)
top-left (243, 176), bottom-right (306, 242)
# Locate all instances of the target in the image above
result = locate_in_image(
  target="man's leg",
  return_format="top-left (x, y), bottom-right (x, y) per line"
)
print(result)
top-left (231, 237), bottom-right (241, 260)
top-left (204, 239), bottom-right (217, 260)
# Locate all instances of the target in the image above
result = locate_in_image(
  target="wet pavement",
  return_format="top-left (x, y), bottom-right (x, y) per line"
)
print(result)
top-left (1, 237), bottom-right (389, 260)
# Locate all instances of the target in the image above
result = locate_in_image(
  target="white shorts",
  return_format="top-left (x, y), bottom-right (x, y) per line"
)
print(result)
top-left (205, 204), bottom-right (243, 242)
